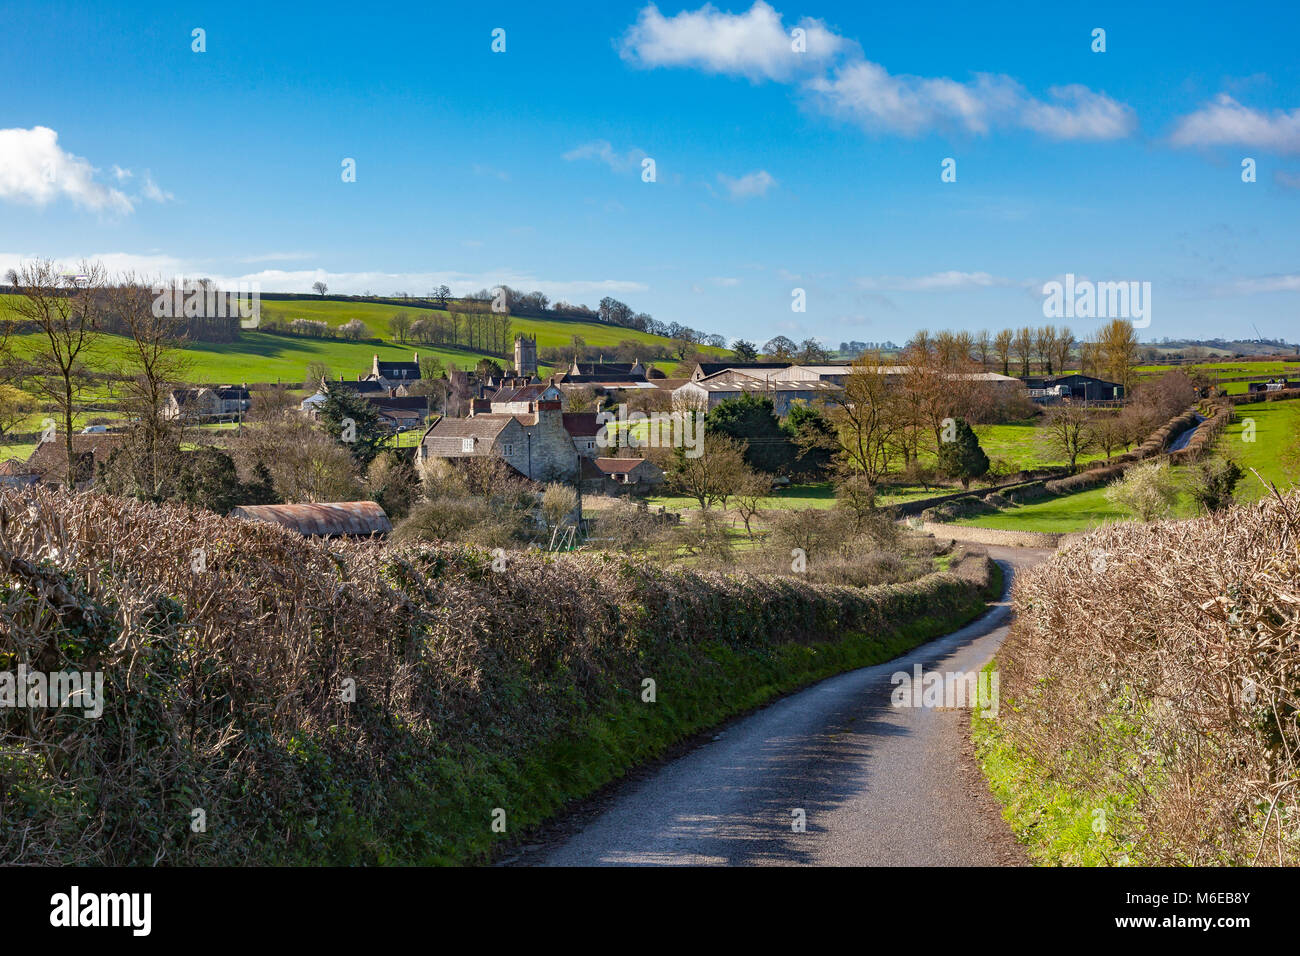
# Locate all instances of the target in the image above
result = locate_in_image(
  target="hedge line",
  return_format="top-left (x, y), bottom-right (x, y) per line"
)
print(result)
top-left (0, 487), bottom-right (997, 865)
top-left (1043, 407), bottom-right (1203, 495)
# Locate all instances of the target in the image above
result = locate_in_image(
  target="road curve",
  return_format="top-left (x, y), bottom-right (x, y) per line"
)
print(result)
top-left (531, 546), bottom-right (1051, 866)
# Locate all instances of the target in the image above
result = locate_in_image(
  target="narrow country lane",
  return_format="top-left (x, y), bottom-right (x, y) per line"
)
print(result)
top-left (528, 546), bottom-right (1051, 866)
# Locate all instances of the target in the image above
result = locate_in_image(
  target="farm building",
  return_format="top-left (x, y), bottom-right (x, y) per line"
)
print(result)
top-left (229, 501), bottom-right (392, 537)
top-left (672, 370), bottom-right (841, 414)
top-left (1247, 378), bottom-right (1300, 393)
top-left (1024, 374), bottom-right (1124, 403)
top-left (688, 361), bottom-right (790, 381)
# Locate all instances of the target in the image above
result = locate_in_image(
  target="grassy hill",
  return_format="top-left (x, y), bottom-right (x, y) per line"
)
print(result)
top-left (0, 293), bottom-right (725, 387)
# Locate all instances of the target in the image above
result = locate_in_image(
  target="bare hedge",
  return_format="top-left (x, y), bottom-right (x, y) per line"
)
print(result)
top-left (0, 487), bottom-right (993, 864)
top-left (994, 491), bottom-right (1300, 864)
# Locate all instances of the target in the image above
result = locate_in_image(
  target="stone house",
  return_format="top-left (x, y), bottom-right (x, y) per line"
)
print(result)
top-left (163, 385), bottom-right (252, 421)
top-left (579, 456), bottom-right (665, 494)
top-left (562, 412), bottom-right (601, 458)
top-left (418, 397), bottom-right (579, 483)
top-left (366, 353), bottom-right (421, 388)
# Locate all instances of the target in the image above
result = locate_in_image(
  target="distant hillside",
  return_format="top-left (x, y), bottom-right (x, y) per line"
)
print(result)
top-left (0, 292), bottom-right (726, 386)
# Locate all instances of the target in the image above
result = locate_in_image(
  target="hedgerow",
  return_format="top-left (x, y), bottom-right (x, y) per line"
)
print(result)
top-left (1, 487), bottom-right (995, 864)
top-left (981, 491), bottom-right (1300, 864)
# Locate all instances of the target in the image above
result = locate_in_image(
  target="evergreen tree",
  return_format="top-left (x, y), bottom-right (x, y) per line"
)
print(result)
top-left (177, 447), bottom-right (245, 514)
top-left (783, 403), bottom-right (834, 477)
top-left (318, 386), bottom-right (386, 467)
top-left (936, 418), bottom-right (989, 489)
top-left (705, 394), bottom-right (796, 474)
top-left (241, 459), bottom-right (280, 505)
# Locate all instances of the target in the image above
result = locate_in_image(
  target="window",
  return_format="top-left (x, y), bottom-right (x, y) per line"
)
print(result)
top-left (461, 437), bottom-right (474, 453)
top-left (503, 443), bottom-right (515, 456)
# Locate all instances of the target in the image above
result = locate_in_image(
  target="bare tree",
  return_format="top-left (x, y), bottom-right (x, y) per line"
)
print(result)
top-left (5, 259), bottom-right (106, 487)
top-left (1035, 325), bottom-right (1058, 376)
top-left (1053, 326), bottom-right (1075, 375)
top-left (312, 281), bottom-right (328, 297)
top-left (1013, 326), bottom-right (1035, 378)
top-left (994, 329), bottom-right (1014, 377)
top-left (825, 353), bottom-right (902, 482)
top-left (1040, 404), bottom-right (1097, 471)
top-left (106, 275), bottom-right (193, 499)
top-left (653, 432), bottom-right (749, 511)
top-left (975, 330), bottom-right (992, 370)
top-left (732, 469), bottom-right (771, 540)
top-left (1098, 318), bottom-right (1140, 391)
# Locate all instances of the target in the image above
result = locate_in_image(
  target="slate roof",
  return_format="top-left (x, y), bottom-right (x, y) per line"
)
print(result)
top-left (422, 415), bottom-right (515, 441)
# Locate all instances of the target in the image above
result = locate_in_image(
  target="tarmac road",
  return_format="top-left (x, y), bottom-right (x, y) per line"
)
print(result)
top-left (533, 546), bottom-right (1051, 867)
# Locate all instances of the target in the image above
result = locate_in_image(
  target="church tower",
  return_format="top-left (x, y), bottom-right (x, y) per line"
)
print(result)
top-left (514, 333), bottom-right (538, 378)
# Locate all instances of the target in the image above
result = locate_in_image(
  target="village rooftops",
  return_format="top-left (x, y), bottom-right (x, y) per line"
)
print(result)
top-left (324, 378), bottom-right (391, 395)
top-left (561, 412), bottom-right (601, 437)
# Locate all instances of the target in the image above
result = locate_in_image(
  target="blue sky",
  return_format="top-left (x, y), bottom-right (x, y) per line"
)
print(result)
top-left (2, 0), bottom-right (1298, 346)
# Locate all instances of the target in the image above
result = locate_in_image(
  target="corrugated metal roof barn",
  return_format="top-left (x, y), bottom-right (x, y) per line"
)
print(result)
top-left (229, 501), bottom-right (392, 537)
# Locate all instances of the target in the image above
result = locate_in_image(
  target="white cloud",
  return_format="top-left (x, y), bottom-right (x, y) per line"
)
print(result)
top-left (0, 126), bottom-right (134, 214)
top-left (808, 65), bottom-right (1133, 139)
top-left (717, 169), bottom-right (776, 198)
top-left (563, 140), bottom-right (648, 172)
top-left (139, 171), bottom-right (173, 203)
top-left (1019, 85), bottom-right (1137, 141)
top-left (1228, 274), bottom-right (1300, 294)
top-left (856, 271), bottom-right (1015, 292)
top-left (1170, 94), bottom-right (1300, 154)
top-left (619, 4), bottom-right (1134, 142)
top-left (237, 251), bottom-right (317, 263)
top-left (620, 1), bottom-right (846, 82)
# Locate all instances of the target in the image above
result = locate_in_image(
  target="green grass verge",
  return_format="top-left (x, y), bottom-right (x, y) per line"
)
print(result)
top-left (972, 659), bottom-right (1142, 866)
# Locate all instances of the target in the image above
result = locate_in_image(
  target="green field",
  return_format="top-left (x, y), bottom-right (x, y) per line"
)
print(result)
top-left (968, 421), bottom-right (1108, 472)
top-left (955, 399), bottom-right (1300, 532)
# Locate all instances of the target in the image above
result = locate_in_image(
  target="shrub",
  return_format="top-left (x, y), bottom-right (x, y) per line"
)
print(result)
top-left (1186, 457), bottom-right (1244, 514)
top-left (1104, 460), bottom-right (1179, 521)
